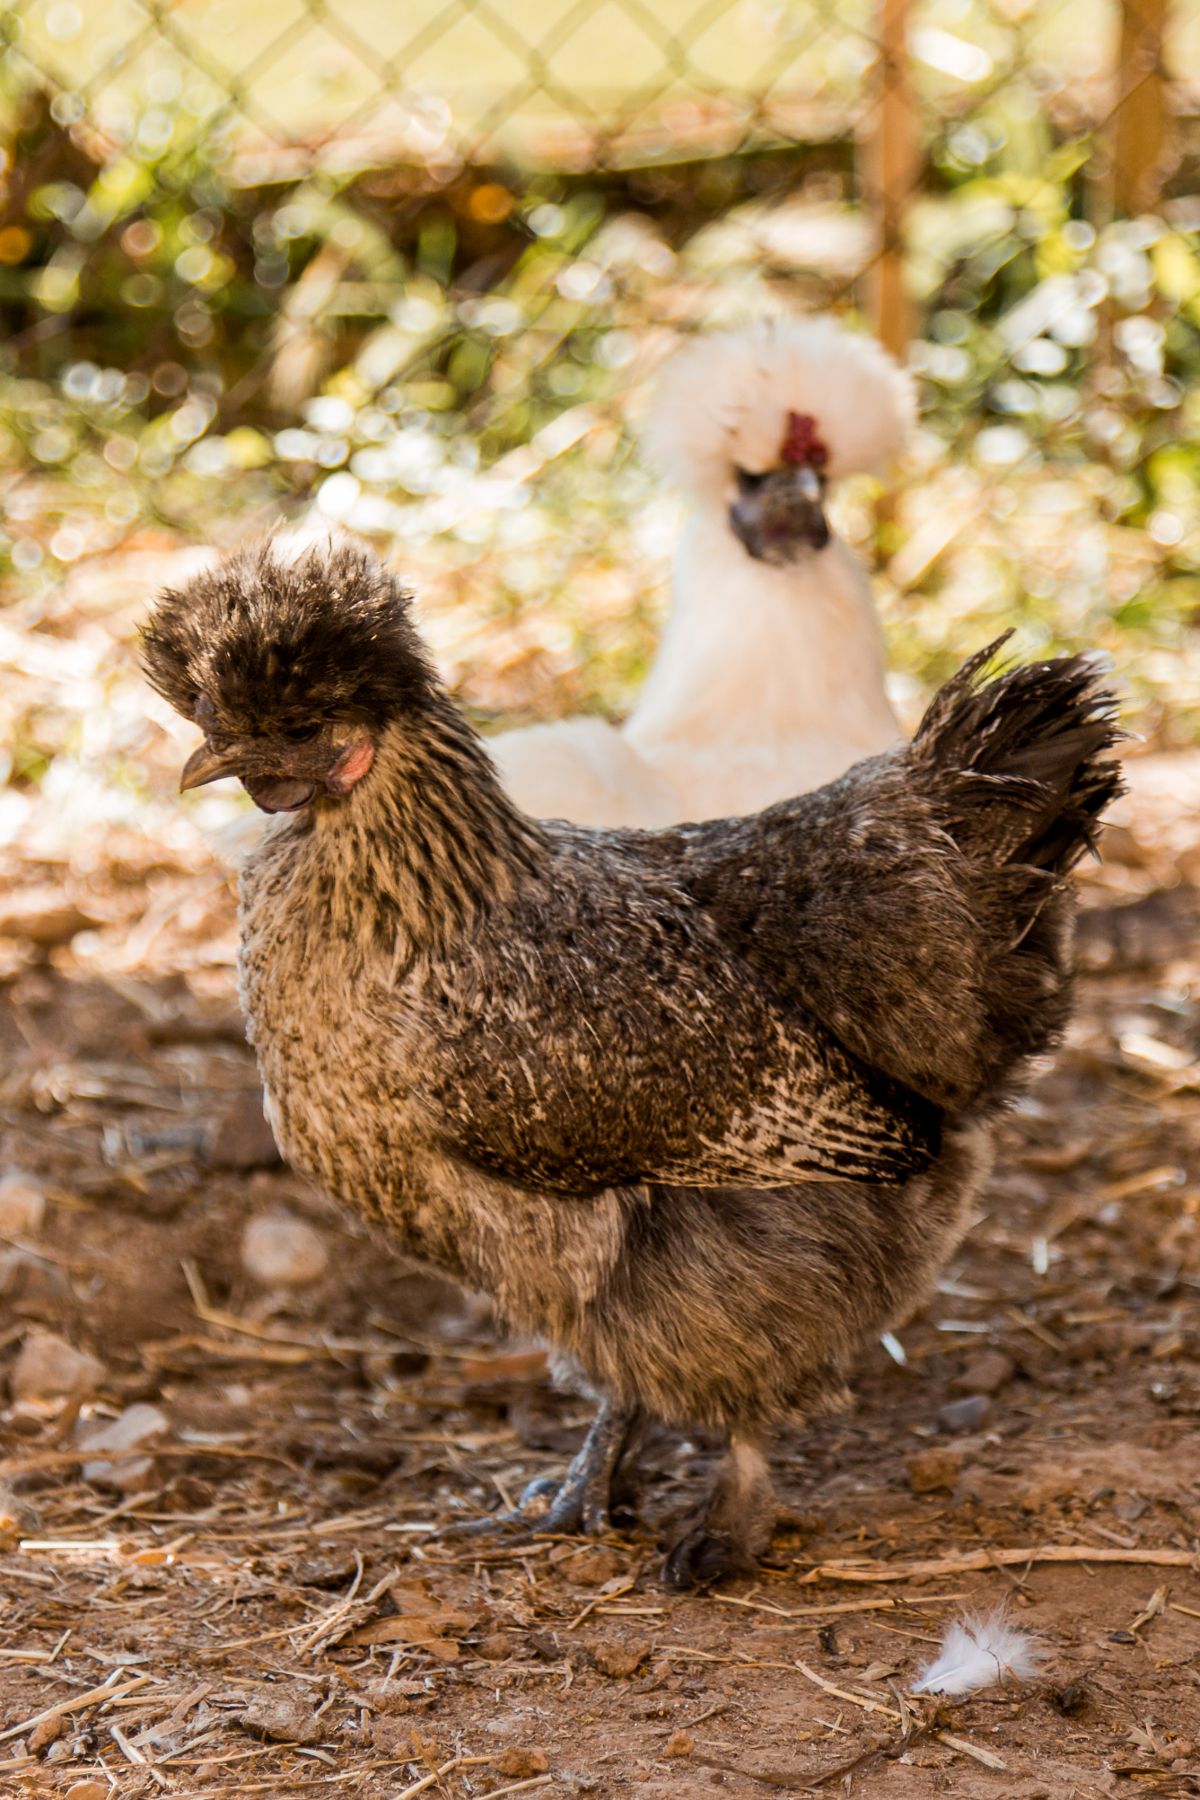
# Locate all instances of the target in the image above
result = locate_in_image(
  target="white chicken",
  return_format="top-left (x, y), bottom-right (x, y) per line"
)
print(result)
top-left (490, 314), bottom-right (915, 826)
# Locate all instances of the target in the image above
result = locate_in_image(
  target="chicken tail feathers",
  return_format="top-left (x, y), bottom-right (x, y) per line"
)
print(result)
top-left (899, 638), bottom-right (1124, 1109)
top-left (911, 634), bottom-right (1124, 876)
top-left (661, 638), bottom-right (1123, 1121)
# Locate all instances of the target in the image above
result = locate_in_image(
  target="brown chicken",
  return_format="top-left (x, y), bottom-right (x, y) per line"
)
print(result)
top-left (143, 541), bottom-right (1120, 1582)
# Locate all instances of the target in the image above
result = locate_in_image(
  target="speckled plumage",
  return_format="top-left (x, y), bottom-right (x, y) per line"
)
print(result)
top-left (144, 543), bottom-right (1122, 1578)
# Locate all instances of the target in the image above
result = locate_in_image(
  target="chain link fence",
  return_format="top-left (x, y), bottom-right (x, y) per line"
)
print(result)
top-left (1, 0), bottom-right (1199, 726)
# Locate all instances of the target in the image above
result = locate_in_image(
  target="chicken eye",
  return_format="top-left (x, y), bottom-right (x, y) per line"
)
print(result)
top-left (735, 467), bottom-right (769, 495)
top-left (282, 722), bottom-right (321, 743)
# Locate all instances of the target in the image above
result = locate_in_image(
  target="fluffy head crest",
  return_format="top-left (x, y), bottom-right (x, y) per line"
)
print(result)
top-left (642, 314), bottom-right (916, 501)
top-left (142, 538), bottom-right (436, 738)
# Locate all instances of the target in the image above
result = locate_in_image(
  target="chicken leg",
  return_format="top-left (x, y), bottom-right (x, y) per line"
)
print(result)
top-left (446, 1397), bottom-right (640, 1539)
top-left (664, 1433), bottom-right (776, 1588)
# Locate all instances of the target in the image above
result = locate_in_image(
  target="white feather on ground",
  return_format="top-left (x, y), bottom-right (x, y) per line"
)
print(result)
top-left (912, 1608), bottom-right (1045, 1696)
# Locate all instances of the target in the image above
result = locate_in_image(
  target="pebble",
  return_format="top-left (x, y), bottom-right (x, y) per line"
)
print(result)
top-left (906, 1446), bottom-right (962, 1494)
top-left (0, 1170), bottom-right (46, 1236)
top-left (665, 1731), bottom-right (695, 1758)
top-left (78, 1403), bottom-right (170, 1492)
top-left (10, 1329), bottom-right (103, 1403)
top-left (495, 1749), bottom-right (549, 1779)
top-left (950, 1350), bottom-right (1015, 1396)
top-left (556, 1546), bottom-right (625, 1588)
top-left (591, 1639), bottom-right (650, 1679)
top-left (238, 1697), bottom-right (323, 1745)
top-left (241, 1211), bottom-right (329, 1287)
top-left (364, 1675), bottom-right (428, 1712)
top-left (938, 1394), bottom-right (993, 1433)
top-left (28, 1717), bottom-right (62, 1754)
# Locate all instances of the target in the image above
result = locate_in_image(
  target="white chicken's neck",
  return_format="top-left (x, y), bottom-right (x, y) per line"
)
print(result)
top-left (625, 511), bottom-right (898, 763)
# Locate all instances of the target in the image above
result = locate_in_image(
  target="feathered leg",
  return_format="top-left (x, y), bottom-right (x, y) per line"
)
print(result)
top-left (444, 1396), bottom-right (640, 1539)
top-left (664, 1433), bottom-right (776, 1588)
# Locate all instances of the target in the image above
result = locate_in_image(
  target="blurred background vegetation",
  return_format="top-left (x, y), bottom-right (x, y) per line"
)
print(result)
top-left (1, 0), bottom-right (1199, 857)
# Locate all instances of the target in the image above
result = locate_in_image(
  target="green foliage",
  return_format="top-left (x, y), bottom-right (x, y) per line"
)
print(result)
top-left (0, 41), bottom-right (1198, 741)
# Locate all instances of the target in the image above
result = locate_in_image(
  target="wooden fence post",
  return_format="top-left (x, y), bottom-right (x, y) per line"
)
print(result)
top-left (1111, 0), bottom-right (1171, 217)
top-left (864, 0), bottom-right (918, 360)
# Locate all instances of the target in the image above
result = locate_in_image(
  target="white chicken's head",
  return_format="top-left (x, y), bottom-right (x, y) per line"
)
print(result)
top-left (642, 315), bottom-right (915, 567)
top-left (143, 539), bottom-right (433, 814)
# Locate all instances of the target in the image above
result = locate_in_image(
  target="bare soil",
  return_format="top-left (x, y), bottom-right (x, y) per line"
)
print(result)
top-left (2, 776), bottom-right (1200, 1799)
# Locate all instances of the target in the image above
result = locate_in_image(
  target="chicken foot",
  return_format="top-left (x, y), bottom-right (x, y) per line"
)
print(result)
top-left (663, 1433), bottom-right (776, 1589)
top-left (444, 1397), bottom-right (640, 1539)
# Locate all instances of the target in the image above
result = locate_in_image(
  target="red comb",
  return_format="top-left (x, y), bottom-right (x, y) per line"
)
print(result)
top-left (781, 411), bottom-right (828, 469)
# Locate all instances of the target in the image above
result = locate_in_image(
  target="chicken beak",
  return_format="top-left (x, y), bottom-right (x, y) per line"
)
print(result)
top-left (729, 465), bottom-right (829, 565)
top-left (180, 740), bottom-right (248, 792)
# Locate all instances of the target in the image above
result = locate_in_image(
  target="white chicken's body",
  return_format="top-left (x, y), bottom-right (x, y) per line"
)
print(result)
top-left (490, 522), bottom-right (899, 826)
top-left (490, 315), bottom-right (912, 828)
top-left (626, 516), bottom-right (899, 817)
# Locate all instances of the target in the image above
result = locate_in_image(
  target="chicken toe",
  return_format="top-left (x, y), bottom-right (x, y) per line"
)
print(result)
top-left (443, 1398), bottom-right (639, 1540)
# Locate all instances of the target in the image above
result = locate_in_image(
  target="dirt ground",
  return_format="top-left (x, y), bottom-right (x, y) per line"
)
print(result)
top-left (2, 756), bottom-right (1200, 1799)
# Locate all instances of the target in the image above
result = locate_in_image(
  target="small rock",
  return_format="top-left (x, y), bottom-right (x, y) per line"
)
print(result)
top-left (557, 1546), bottom-right (625, 1588)
top-left (239, 1697), bottom-right (323, 1745)
top-left (79, 1403), bottom-right (170, 1492)
top-left (0, 1171), bottom-right (46, 1236)
top-left (938, 1394), bottom-right (992, 1433)
top-left (292, 1550), bottom-right (360, 1590)
top-left (477, 1631), bottom-right (517, 1661)
top-left (10, 1329), bottom-right (103, 1403)
top-left (496, 1748), bottom-right (549, 1779)
top-left (364, 1676), bottom-right (429, 1715)
top-left (209, 1091), bottom-right (281, 1171)
top-left (591, 1639), bottom-right (650, 1679)
top-left (241, 1211), bottom-right (328, 1287)
top-left (951, 1351), bottom-right (1014, 1396)
top-left (66, 1784), bottom-right (109, 1800)
top-left (907, 1446), bottom-right (962, 1494)
top-left (29, 1716), bottom-right (63, 1754)
top-left (665, 1731), bottom-right (695, 1757)
top-left (1017, 1464), bottom-right (1086, 1511)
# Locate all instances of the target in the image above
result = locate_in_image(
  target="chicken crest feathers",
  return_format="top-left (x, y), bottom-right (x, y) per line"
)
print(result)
top-left (142, 540), bottom-right (436, 738)
top-left (643, 314), bottom-right (916, 500)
